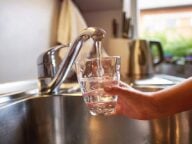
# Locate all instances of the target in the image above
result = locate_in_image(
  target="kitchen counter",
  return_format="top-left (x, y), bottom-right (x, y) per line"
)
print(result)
top-left (0, 74), bottom-right (185, 95)
top-left (0, 80), bottom-right (38, 95)
top-left (0, 74), bottom-right (185, 105)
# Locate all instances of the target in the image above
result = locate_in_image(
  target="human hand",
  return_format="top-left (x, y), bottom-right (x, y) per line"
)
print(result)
top-left (104, 81), bottom-right (159, 120)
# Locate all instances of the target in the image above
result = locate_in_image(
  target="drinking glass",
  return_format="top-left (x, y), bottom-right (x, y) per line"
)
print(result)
top-left (75, 56), bottom-right (121, 116)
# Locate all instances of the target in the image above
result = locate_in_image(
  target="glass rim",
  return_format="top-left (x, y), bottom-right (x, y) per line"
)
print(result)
top-left (75, 56), bottom-right (120, 64)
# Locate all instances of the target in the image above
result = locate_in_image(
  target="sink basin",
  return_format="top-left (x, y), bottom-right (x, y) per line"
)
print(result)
top-left (0, 92), bottom-right (192, 144)
top-left (0, 75), bottom-right (191, 144)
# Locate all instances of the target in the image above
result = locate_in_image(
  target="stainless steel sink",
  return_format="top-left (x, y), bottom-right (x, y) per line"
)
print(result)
top-left (0, 93), bottom-right (192, 144)
top-left (0, 75), bottom-right (191, 144)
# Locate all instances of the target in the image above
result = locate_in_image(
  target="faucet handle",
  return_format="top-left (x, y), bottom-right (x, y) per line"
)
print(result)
top-left (37, 44), bottom-right (69, 67)
top-left (37, 44), bottom-right (69, 92)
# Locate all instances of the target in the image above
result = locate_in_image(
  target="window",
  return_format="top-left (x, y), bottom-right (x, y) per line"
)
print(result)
top-left (138, 0), bottom-right (192, 64)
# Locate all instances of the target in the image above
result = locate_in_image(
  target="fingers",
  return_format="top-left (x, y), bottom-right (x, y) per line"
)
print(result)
top-left (119, 81), bottom-right (130, 88)
top-left (119, 81), bottom-right (137, 91)
top-left (104, 85), bottom-right (132, 97)
top-left (114, 103), bottom-right (122, 115)
top-left (108, 104), bottom-right (123, 116)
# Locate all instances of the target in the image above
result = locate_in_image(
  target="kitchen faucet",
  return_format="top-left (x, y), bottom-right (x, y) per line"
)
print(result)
top-left (37, 27), bottom-right (106, 94)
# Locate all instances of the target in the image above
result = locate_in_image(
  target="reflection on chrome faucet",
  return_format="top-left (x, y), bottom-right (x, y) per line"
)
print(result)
top-left (37, 27), bottom-right (106, 94)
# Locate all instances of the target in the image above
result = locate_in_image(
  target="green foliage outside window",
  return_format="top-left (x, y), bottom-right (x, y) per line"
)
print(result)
top-left (141, 29), bottom-right (192, 57)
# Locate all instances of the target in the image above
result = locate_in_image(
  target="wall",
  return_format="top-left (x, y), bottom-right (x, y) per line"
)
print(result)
top-left (0, 0), bottom-right (60, 83)
top-left (83, 10), bottom-right (123, 49)
top-left (72, 0), bottom-right (123, 49)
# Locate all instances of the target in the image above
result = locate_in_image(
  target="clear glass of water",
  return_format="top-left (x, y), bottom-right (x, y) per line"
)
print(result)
top-left (75, 56), bottom-right (121, 116)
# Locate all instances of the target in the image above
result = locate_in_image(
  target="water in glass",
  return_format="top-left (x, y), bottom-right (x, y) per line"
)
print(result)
top-left (80, 77), bottom-right (118, 115)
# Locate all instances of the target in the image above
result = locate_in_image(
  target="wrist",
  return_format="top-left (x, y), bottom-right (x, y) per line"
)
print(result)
top-left (150, 91), bottom-right (174, 119)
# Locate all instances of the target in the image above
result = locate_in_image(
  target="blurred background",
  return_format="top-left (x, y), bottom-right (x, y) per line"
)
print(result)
top-left (0, 0), bottom-right (192, 83)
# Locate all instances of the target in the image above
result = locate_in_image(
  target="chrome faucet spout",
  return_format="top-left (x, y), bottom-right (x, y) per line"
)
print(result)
top-left (37, 27), bottom-right (106, 94)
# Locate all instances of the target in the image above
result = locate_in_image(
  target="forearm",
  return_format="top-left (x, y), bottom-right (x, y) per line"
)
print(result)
top-left (152, 77), bottom-right (192, 117)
